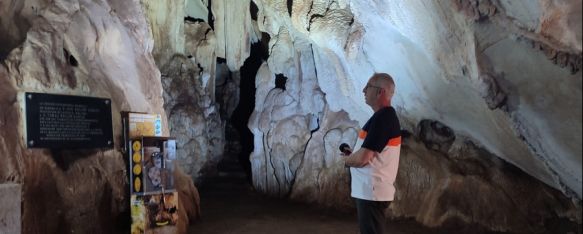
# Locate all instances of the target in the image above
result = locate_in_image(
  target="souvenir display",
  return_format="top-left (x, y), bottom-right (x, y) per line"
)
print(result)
top-left (123, 112), bottom-right (178, 234)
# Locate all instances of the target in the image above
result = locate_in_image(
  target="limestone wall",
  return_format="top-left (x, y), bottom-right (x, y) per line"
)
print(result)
top-left (0, 0), bottom-right (199, 233)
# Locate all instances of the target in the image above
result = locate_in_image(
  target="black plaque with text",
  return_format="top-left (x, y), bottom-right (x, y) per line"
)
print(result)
top-left (25, 92), bottom-right (114, 149)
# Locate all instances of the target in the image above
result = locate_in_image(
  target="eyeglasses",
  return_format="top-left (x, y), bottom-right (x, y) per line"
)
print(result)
top-left (364, 84), bottom-right (383, 91)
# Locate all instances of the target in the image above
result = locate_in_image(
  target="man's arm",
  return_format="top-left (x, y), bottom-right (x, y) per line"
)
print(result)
top-left (344, 147), bottom-right (378, 168)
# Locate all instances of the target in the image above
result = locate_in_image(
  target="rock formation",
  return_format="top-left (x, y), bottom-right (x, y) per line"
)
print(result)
top-left (243, 0), bottom-right (582, 232)
top-left (0, 0), bottom-right (200, 233)
top-left (1, 0), bottom-right (581, 233)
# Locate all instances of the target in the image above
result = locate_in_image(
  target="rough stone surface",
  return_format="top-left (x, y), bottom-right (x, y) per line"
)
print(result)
top-left (392, 131), bottom-right (581, 233)
top-left (245, 0), bottom-right (582, 232)
top-left (289, 109), bottom-right (358, 211)
top-left (161, 53), bottom-right (224, 183)
top-left (0, 0), bottom-right (200, 233)
top-left (142, 0), bottom-right (226, 184)
top-left (175, 167), bottom-right (201, 234)
top-left (249, 36), bottom-right (327, 197)
top-left (212, 0), bottom-right (259, 70)
top-left (1, 0), bottom-right (581, 233)
top-left (0, 184), bottom-right (21, 234)
top-left (0, 1), bottom-right (30, 59)
top-left (416, 120), bottom-right (456, 154)
top-left (141, 0), bottom-right (186, 69)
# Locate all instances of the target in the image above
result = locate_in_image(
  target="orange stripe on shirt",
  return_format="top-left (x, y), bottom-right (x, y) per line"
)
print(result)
top-left (358, 130), bottom-right (367, 139)
top-left (387, 136), bottom-right (401, 146)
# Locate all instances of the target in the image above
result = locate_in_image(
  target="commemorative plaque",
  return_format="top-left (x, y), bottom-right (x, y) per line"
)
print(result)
top-left (25, 92), bottom-right (114, 149)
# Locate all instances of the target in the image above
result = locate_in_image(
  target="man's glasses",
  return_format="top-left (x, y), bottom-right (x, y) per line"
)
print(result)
top-left (364, 84), bottom-right (383, 91)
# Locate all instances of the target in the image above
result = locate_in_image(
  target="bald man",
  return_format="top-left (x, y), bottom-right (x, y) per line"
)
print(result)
top-left (342, 73), bottom-right (402, 234)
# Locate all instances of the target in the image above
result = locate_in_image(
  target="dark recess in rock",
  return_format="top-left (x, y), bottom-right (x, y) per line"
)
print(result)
top-left (480, 74), bottom-right (508, 110)
top-left (275, 74), bottom-right (288, 90)
top-left (63, 49), bottom-right (78, 67)
top-left (196, 63), bottom-right (204, 75)
top-left (416, 119), bottom-right (456, 154)
top-left (308, 14), bottom-right (324, 31)
top-left (260, 33), bottom-right (271, 61)
top-left (401, 129), bottom-right (413, 139)
top-left (229, 39), bottom-right (269, 183)
top-left (250, 1), bottom-right (259, 21)
top-left (287, 0), bottom-right (293, 17)
top-left (207, 0), bottom-right (215, 30)
top-left (310, 117), bottom-right (320, 134)
top-left (185, 16), bottom-right (205, 23)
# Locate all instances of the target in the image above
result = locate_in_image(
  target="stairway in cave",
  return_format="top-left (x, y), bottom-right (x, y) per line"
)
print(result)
top-left (210, 152), bottom-right (251, 191)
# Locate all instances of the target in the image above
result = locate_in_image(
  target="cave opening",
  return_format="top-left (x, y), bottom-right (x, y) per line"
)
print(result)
top-left (226, 33), bottom-right (270, 184)
top-left (275, 73), bottom-right (287, 90)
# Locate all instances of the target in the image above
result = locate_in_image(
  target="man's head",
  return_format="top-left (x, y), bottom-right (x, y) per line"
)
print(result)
top-left (362, 73), bottom-right (395, 109)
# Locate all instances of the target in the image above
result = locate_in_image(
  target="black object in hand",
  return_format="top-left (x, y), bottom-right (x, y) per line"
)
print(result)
top-left (339, 143), bottom-right (352, 154)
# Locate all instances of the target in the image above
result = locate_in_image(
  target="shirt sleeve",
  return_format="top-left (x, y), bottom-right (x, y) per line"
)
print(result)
top-left (361, 107), bottom-right (401, 153)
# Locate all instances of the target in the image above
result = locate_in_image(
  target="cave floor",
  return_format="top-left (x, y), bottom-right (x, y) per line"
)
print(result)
top-left (188, 166), bottom-right (506, 234)
top-left (190, 176), bottom-right (357, 234)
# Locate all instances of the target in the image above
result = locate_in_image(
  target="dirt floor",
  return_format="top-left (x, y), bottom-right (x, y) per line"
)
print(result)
top-left (187, 174), bottom-right (509, 234)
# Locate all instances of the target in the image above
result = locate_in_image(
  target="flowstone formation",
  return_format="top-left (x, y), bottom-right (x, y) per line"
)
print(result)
top-left (1, 0), bottom-right (581, 233)
top-left (0, 0), bottom-right (200, 233)
top-left (139, 0), bottom-right (232, 185)
top-left (221, 0), bottom-right (581, 232)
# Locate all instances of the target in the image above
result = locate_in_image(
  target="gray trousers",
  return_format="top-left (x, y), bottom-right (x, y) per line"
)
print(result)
top-left (355, 198), bottom-right (389, 234)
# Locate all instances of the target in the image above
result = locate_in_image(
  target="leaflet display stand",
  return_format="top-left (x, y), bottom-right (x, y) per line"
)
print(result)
top-left (122, 112), bottom-right (178, 234)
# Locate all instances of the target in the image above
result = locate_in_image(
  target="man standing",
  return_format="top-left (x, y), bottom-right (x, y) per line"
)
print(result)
top-left (343, 73), bottom-right (402, 234)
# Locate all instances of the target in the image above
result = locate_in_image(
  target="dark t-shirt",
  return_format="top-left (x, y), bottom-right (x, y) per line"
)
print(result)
top-left (361, 106), bottom-right (401, 153)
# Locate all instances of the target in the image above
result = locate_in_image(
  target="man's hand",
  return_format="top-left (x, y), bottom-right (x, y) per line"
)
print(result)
top-left (344, 148), bottom-right (376, 168)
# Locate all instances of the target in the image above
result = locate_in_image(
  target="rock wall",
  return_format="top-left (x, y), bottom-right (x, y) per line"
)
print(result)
top-left (0, 0), bottom-right (200, 233)
top-left (140, 0), bottom-right (227, 183)
top-left (2, 0), bottom-right (580, 233)
top-left (393, 122), bottom-right (580, 233)
top-left (0, 184), bottom-right (21, 233)
top-left (237, 0), bottom-right (582, 232)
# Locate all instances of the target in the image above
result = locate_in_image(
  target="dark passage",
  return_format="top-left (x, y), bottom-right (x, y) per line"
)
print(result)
top-left (228, 33), bottom-right (270, 183)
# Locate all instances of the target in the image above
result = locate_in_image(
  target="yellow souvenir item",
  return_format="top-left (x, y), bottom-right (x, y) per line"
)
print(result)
top-left (134, 177), bottom-right (141, 192)
top-left (132, 152), bottom-right (141, 163)
top-left (132, 141), bottom-right (141, 152)
top-left (133, 164), bottom-right (142, 175)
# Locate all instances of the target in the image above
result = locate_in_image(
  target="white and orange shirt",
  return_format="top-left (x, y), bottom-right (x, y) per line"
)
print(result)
top-left (350, 106), bottom-right (401, 201)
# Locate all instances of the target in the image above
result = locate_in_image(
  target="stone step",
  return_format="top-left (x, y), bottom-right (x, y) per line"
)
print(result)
top-left (199, 175), bottom-right (251, 192)
top-left (206, 174), bottom-right (248, 183)
top-left (217, 162), bottom-right (245, 173)
top-left (218, 171), bottom-right (247, 178)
